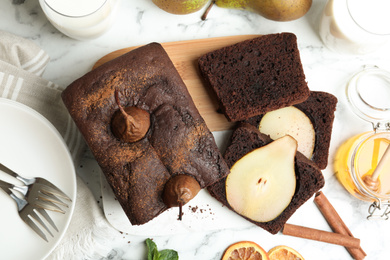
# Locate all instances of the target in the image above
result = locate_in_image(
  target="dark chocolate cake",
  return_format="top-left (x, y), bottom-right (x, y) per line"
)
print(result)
top-left (62, 43), bottom-right (230, 225)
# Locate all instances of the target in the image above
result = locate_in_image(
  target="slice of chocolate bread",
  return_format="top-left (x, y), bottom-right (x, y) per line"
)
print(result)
top-left (198, 33), bottom-right (310, 122)
top-left (245, 91), bottom-right (337, 169)
top-left (208, 123), bottom-right (324, 234)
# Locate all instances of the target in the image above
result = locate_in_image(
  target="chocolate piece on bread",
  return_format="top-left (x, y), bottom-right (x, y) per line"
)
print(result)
top-left (245, 91), bottom-right (338, 169)
top-left (198, 33), bottom-right (310, 122)
top-left (62, 43), bottom-right (229, 225)
top-left (208, 123), bottom-right (324, 234)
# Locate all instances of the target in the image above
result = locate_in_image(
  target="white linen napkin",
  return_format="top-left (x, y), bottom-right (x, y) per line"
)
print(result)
top-left (0, 30), bottom-right (117, 260)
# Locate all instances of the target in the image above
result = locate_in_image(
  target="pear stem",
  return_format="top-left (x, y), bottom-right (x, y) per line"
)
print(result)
top-left (115, 89), bottom-right (126, 116)
top-left (114, 89), bottom-right (137, 128)
top-left (201, 0), bottom-right (215, 21)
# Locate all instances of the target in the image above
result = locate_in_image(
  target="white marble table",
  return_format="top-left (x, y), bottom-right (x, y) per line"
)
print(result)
top-left (1, 0), bottom-right (390, 259)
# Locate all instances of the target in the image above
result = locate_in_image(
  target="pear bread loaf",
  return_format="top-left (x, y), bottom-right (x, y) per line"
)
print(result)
top-left (207, 123), bottom-right (325, 234)
top-left (198, 33), bottom-right (310, 122)
top-left (245, 91), bottom-right (338, 169)
top-left (61, 43), bottom-right (230, 225)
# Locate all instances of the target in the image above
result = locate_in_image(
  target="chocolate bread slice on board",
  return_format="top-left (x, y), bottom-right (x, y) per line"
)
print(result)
top-left (245, 91), bottom-right (338, 169)
top-left (198, 33), bottom-right (310, 122)
top-left (208, 123), bottom-right (324, 234)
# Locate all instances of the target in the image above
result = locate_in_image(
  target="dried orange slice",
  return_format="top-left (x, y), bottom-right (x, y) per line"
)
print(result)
top-left (222, 241), bottom-right (269, 260)
top-left (268, 245), bottom-right (304, 260)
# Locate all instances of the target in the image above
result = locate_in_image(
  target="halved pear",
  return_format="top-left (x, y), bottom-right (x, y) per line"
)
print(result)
top-left (259, 106), bottom-right (315, 159)
top-left (226, 135), bottom-right (297, 222)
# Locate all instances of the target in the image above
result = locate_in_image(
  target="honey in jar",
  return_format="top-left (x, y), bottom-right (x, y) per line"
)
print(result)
top-left (334, 66), bottom-right (390, 219)
top-left (334, 131), bottom-right (390, 200)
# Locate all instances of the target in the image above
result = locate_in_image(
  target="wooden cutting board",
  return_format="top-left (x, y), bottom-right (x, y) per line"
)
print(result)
top-left (93, 35), bottom-right (260, 132)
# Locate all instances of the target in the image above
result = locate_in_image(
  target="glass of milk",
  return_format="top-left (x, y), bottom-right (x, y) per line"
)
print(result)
top-left (319, 0), bottom-right (390, 55)
top-left (39, 0), bottom-right (120, 40)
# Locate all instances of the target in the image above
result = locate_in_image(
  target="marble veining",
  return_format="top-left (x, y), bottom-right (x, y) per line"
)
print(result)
top-left (2, 0), bottom-right (390, 259)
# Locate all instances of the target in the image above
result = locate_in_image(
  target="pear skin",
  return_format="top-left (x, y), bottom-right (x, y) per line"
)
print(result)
top-left (215, 0), bottom-right (312, 21)
top-left (153, 0), bottom-right (209, 15)
top-left (215, 0), bottom-right (249, 9)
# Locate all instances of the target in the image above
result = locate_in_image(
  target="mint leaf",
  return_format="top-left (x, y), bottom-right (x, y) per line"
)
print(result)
top-left (146, 238), bottom-right (158, 260)
top-left (145, 238), bottom-right (179, 260)
top-left (159, 249), bottom-right (179, 260)
top-left (153, 248), bottom-right (160, 260)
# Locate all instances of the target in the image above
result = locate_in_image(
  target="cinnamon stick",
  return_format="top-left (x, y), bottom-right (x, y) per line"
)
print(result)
top-left (314, 191), bottom-right (366, 259)
top-left (283, 223), bottom-right (361, 249)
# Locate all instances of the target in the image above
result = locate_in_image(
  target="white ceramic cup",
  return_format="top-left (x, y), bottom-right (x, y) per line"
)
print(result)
top-left (319, 0), bottom-right (390, 55)
top-left (39, 0), bottom-right (120, 40)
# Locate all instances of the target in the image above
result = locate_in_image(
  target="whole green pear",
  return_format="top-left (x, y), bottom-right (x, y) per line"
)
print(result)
top-left (215, 0), bottom-right (312, 21)
top-left (153, 0), bottom-right (210, 15)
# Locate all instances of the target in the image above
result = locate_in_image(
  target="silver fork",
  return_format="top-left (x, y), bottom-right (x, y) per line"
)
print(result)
top-left (0, 179), bottom-right (66, 213)
top-left (0, 183), bottom-right (58, 242)
top-left (0, 163), bottom-right (72, 202)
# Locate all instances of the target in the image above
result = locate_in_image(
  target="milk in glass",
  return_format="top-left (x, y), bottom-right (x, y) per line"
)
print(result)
top-left (39, 0), bottom-right (119, 40)
top-left (319, 0), bottom-right (390, 55)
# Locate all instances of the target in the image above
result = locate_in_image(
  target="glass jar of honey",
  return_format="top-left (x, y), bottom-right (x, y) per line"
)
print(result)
top-left (334, 66), bottom-right (390, 219)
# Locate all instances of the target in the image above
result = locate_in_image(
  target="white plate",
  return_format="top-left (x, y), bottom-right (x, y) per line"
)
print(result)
top-left (0, 99), bottom-right (76, 260)
top-left (100, 131), bottom-right (254, 236)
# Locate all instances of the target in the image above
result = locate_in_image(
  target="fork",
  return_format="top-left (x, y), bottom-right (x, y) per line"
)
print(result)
top-left (0, 163), bottom-right (72, 202)
top-left (0, 179), bottom-right (66, 213)
top-left (0, 183), bottom-right (58, 242)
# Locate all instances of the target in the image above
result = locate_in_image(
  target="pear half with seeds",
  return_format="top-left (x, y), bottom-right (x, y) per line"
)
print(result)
top-left (226, 135), bottom-right (297, 222)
